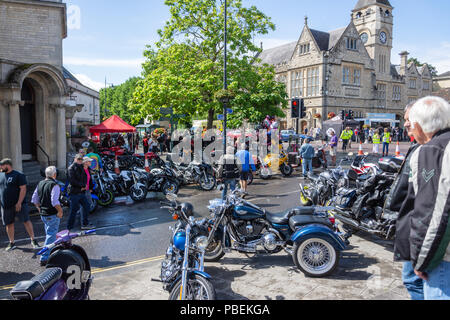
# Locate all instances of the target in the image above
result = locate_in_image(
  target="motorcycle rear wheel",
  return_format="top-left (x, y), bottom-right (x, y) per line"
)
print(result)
top-left (281, 164), bottom-right (293, 177)
top-left (260, 167), bottom-right (272, 180)
top-left (168, 275), bottom-right (216, 300)
top-left (204, 239), bottom-right (225, 262)
top-left (293, 237), bottom-right (340, 278)
top-left (162, 181), bottom-right (179, 195)
top-left (199, 174), bottom-right (216, 191)
top-left (130, 185), bottom-right (147, 202)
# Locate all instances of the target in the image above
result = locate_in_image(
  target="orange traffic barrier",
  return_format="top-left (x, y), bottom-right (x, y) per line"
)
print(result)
top-left (114, 155), bottom-right (121, 174)
top-left (358, 142), bottom-right (364, 156)
top-left (395, 142), bottom-right (401, 157)
top-left (145, 154), bottom-right (151, 173)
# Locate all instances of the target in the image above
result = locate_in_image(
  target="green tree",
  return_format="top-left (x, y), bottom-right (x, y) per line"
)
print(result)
top-left (100, 76), bottom-right (142, 125)
top-left (408, 57), bottom-right (438, 76)
top-left (129, 0), bottom-right (288, 129)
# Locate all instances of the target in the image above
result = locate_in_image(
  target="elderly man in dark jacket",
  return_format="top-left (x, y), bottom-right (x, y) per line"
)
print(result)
top-left (66, 154), bottom-right (95, 231)
top-left (394, 96), bottom-right (450, 300)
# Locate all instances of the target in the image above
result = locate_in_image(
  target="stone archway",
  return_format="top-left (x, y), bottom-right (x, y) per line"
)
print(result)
top-left (1, 64), bottom-right (69, 171)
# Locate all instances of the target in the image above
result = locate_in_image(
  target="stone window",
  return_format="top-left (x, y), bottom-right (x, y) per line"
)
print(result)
top-left (306, 67), bottom-right (320, 97)
top-left (291, 71), bottom-right (304, 98)
top-left (342, 66), bottom-right (361, 85)
top-left (299, 43), bottom-right (311, 55)
top-left (409, 78), bottom-right (417, 89)
top-left (343, 67), bottom-right (350, 84)
top-left (377, 83), bottom-right (387, 108)
top-left (353, 69), bottom-right (361, 86)
top-left (385, 10), bottom-right (390, 17)
top-left (392, 85), bottom-right (401, 101)
top-left (423, 81), bottom-right (430, 90)
top-left (379, 54), bottom-right (387, 73)
top-left (346, 38), bottom-right (357, 50)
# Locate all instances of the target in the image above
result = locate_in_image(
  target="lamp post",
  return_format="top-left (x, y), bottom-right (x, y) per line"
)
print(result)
top-left (222, 0), bottom-right (228, 157)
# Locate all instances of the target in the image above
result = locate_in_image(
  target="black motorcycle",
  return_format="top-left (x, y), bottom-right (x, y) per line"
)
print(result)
top-left (328, 169), bottom-right (398, 240)
top-left (134, 165), bottom-right (180, 195)
top-left (168, 161), bottom-right (216, 191)
top-left (103, 170), bottom-right (148, 202)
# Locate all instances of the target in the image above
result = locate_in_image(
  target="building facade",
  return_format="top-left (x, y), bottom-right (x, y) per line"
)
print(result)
top-left (258, 0), bottom-right (433, 131)
top-left (63, 67), bottom-right (101, 137)
top-left (0, 0), bottom-right (78, 172)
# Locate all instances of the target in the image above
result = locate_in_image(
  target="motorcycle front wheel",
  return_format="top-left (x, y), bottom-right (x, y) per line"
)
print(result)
top-left (98, 190), bottom-right (115, 207)
top-left (260, 167), bottom-right (272, 180)
top-left (168, 275), bottom-right (216, 300)
top-left (281, 164), bottom-right (294, 177)
top-left (162, 181), bottom-right (179, 195)
top-left (293, 237), bottom-right (340, 278)
top-left (199, 174), bottom-right (216, 191)
top-left (130, 185), bottom-right (147, 202)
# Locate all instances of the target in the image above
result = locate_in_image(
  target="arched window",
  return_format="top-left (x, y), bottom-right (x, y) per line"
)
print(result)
top-left (385, 10), bottom-right (390, 17)
top-left (356, 12), bottom-right (362, 19)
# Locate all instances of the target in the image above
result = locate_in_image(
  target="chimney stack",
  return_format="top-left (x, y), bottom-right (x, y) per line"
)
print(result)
top-left (399, 51), bottom-right (409, 76)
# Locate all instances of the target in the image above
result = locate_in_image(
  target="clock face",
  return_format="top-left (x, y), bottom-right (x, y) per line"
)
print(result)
top-left (379, 31), bottom-right (387, 44)
top-left (360, 32), bottom-right (369, 44)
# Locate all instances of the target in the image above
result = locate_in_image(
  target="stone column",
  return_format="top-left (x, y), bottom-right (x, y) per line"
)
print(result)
top-left (56, 104), bottom-right (67, 170)
top-left (8, 101), bottom-right (23, 172)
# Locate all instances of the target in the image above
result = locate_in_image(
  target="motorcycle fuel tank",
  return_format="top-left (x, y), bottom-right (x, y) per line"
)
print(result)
top-left (233, 204), bottom-right (265, 221)
top-left (173, 231), bottom-right (186, 251)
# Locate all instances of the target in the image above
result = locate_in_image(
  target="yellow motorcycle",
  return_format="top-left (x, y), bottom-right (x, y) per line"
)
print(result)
top-left (260, 147), bottom-right (294, 180)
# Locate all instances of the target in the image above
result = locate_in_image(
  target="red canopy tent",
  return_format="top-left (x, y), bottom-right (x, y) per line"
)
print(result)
top-left (89, 115), bottom-right (136, 134)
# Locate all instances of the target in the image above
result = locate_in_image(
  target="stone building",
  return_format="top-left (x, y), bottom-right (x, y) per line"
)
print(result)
top-left (0, 0), bottom-right (78, 174)
top-left (258, 0), bottom-right (433, 131)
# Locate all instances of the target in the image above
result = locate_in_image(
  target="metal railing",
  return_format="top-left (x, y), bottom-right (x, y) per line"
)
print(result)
top-left (34, 141), bottom-right (50, 167)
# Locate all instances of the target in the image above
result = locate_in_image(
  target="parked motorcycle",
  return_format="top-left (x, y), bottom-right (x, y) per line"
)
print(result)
top-left (328, 169), bottom-right (398, 240)
top-left (103, 170), bottom-right (148, 202)
top-left (10, 229), bottom-right (95, 300)
top-left (260, 147), bottom-right (293, 180)
top-left (348, 152), bottom-right (381, 176)
top-left (91, 172), bottom-right (115, 207)
top-left (168, 161), bottom-right (216, 191)
top-left (204, 188), bottom-right (347, 277)
top-left (134, 165), bottom-right (180, 195)
top-left (58, 180), bottom-right (99, 214)
top-left (153, 194), bottom-right (216, 300)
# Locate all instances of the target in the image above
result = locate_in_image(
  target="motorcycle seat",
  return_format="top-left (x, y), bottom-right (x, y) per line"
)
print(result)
top-left (266, 207), bottom-right (315, 225)
top-left (10, 268), bottom-right (63, 300)
top-left (289, 215), bottom-right (333, 231)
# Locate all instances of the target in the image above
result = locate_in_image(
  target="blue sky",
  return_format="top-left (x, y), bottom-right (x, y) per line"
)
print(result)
top-left (63, 0), bottom-right (450, 91)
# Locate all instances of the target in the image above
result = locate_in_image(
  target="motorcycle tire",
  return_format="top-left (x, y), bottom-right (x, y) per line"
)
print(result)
top-left (97, 190), bottom-right (115, 207)
top-left (130, 185), bottom-right (147, 202)
top-left (281, 164), bottom-right (294, 177)
top-left (168, 275), bottom-right (216, 301)
top-left (199, 174), bottom-right (216, 191)
top-left (162, 181), bottom-right (179, 195)
top-left (105, 161), bottom-right (114, 172)
top-left (300, 187), bottom-right (312, 206)
top-left (247, 171), bottom-right (254, 185)
top-left (204, 239), bottom-right (225, 262)
top-left (293, 237), bottom-right (340, 278)
top-left (260, 167), bottom-right (272, 180)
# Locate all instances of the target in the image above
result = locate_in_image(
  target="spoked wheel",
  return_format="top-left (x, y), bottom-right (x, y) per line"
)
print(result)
top-left (199, 174), bottom-right (216, 191)
top-left (281, 164), bottom-right (293, 177)
top-left (247, 171), bottom-right (254, 185)
top-left (162, 181), bottom-right (179, 195)
top-left (168, 275), bottom-right (216, 300)
top-left (293, 237), bottom-right (340, 277)
top-left (204, 239), bottom-right (225, 262)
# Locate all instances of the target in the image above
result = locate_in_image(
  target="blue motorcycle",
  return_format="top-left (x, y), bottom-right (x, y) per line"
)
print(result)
top-left (57, 180), bottom-right (99, 214)
top-left (205, 189), bottom-right (348, 277)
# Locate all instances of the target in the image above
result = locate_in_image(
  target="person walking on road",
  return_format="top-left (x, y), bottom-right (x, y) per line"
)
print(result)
top-left (394, 96), bottom-right (450, 300)
top-left (31, 166), bottom-right (63, 266)
top-left (329, 130), bottom-right (338, 166)
top-left (235, 142), bottom-right (257, 196)
top-left (299, 138), bottom-right (315, 177)
top-left (66, 154), bottom-right (95, 231)
top-left (372, 131), bottom-right (381, 155)
top-left (0, 159), bottom-right (39, 251)
top-left (218, 146), bottom-right (240, 200)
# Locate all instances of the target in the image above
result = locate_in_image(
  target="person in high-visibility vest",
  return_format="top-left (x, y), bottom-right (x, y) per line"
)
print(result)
top-left (372, 131), bottom-right (381, 155)
top-left (340, 127), bottom-right (353, 152)
top-left (382, 128), bottom-right (392, 156)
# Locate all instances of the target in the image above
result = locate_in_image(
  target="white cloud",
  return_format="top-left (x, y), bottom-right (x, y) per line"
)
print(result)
top-left (65, 57), bottom-right (144, 68)
top-left (74, 74), bottom-right (105, 92)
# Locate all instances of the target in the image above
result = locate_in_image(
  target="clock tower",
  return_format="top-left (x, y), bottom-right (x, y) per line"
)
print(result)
top-left (352, 0), bottom-right (393, 80)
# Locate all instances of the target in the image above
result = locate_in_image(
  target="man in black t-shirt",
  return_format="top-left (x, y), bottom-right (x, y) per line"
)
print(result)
top-left (0, 159), bottom-right (39, 251)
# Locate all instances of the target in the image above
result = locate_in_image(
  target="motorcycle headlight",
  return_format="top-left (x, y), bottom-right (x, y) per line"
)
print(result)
top-left (195, 236), bottom-right (209, 251)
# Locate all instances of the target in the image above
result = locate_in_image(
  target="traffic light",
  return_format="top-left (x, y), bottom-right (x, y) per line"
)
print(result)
top-left (300, 99), bottom-right (306, 119)
top-left (349, 110), bottom-right (354, 119)
top-left (291, 99), bottom-right (300, 118)
top-left (341, 110), bottom-right (346, 120)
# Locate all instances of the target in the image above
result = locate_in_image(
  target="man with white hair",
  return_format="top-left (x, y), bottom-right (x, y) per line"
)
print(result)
top-left (395, 96), bottom-right (450, 300)
top-left (31, 166), bottom-right (63, 266)
top-left (217, 145), bottom-right (240, 200)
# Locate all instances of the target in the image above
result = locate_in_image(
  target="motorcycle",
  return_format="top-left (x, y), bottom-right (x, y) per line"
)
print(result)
top-left (134, 164), bottom-right (180, 195)
top-left (91, 172), bottom-right (115, 207)
top-left (153, 194), bottom-right (216, 300)
top-left (299, 158), bottom-right (353, 206)
top-left (348, 152), bottom-right (381, 176)
top-left (311, 144), bottom-right (328, 169)
top-left (260, 147), bottom-right (293, 180)
top-left (10, 229), bottom-right (95, 300)
top-left (103, 169), bottom-right (148, 202)
top-left (168, 161), bottom-right (216, 191)
top-left (204, 188), bottom-right (347, 277)
top-left (327, 169), bottom-right (398, 240)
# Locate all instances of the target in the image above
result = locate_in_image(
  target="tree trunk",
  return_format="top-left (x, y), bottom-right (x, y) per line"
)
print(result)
top-left (207, 108), bottom-right (215, 129)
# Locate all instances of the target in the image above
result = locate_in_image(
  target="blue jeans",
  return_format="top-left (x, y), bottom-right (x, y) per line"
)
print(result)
top-left (302, 158), bottom-right (313, 176)
top-left (222, 179), bottom-right (237, 200)
top-left (67, 193), bottom-right (91, 230)
top-left (424, 260), bottom-right (450, 300)
top-left (40, 215), bottom-right (61, 262)
top-left (402, 262), bottom-right (424, 300)
top-left (383, 143), bottom-right (390, 155)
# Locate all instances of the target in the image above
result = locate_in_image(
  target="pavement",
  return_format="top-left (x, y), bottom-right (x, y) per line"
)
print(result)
top-left (0, 142), bottom-right (414, 300)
